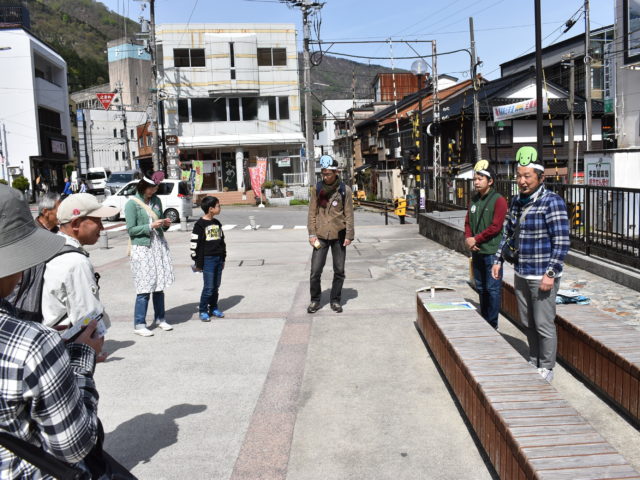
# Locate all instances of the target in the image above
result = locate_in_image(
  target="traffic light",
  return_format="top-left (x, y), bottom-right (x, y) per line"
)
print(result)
top-left (401, 147), bottom-right (420, 175)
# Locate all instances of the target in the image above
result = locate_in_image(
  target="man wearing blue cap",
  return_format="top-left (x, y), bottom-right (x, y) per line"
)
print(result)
top-left (307, 155), bottom-right (355, 313)
top-left (492, 146), bottom-right (570, 383)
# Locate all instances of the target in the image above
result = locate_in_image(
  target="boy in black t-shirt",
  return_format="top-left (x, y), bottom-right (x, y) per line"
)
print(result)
top-left (190, 196), bottom-right (227, 321)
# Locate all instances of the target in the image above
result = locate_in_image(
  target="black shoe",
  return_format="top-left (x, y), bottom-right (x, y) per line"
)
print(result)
top-left (307, 302), bottom-right (320, 314)
top-left (330, 302), bottom-right (343, 313)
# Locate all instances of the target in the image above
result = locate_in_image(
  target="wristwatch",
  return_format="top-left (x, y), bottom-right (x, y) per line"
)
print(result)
top-left (545, 269), bottom-right (556, 278)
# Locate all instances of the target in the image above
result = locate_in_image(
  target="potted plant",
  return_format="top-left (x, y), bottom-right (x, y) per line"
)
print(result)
top-left (12, 176), bottom-right (30, 201)
top-left (261, 180), bottom-right (274, 198)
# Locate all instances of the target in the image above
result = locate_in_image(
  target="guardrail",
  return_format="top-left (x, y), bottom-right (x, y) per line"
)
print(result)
top-left (428, 177), bottom-right (640, 269)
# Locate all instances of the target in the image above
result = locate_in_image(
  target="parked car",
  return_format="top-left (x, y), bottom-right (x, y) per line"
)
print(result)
top-left (105, 170), bottom-right (140, 195)
top-left (86, 167), bottom-right (111, 194)
top-left (102, 179), bottom-right (193, 223)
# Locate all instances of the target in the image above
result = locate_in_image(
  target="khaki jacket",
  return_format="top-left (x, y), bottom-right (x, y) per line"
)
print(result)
top-left (307, 184), bottom-right (355, 241)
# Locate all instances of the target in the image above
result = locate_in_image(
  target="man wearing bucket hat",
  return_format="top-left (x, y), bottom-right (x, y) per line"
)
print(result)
top-left (464, 160), bottom-right (507, 329)
top-left (41, 193), bottom-right (119, 330)
top-left (0, 184), bottom-right (103, 477)
top-left (307, 155), bottom-right (354, 313)
top-left (492, 146), bottom-right (569, 383)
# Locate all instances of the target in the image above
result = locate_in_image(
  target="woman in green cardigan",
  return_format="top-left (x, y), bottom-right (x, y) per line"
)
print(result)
top-left (125, 171), bottom-right (175, 337)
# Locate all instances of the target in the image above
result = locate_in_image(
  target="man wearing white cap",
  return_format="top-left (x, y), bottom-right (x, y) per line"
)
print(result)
top-left (307, 155), bottom-right (354, 313)
top-left (41, 193), bottom-right (119, 331)
top-left (0, 185), bottom-right (103, 477)
top-left (492, 147), bottom-right (569, 383)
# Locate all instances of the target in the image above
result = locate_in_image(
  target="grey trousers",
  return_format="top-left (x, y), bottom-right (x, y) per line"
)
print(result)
top-left (514, 275), bottom-right (560, 369)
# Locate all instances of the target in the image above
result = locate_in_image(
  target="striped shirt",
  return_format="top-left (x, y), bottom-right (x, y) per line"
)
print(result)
top-left (0, 300), bottom-right (99, 478)
top-left (495, 185), bottom-right (570, 277)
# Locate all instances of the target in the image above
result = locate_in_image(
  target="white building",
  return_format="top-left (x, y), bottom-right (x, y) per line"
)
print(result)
top-left (315, 99), bottom-right (370, 161)
top-left (0, 25), bottom-right (72, 193)
top-left (586, 0), bottom-right (640, 189)
top-left (77, 108), bottom-right (147, 174)
top-left (156, 23), bottom-right (305, 192)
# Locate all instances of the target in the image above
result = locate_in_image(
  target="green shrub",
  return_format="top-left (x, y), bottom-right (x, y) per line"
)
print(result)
top-left (366, 192), bottom-right (377, 201)
top-left (0, 179), bottom-right (8, 185)
top-left (274, 179), bottom-right (286, 188)
top-left (261, 180), bottom-right (274, 189)
top-left (12, 176), bottom-right (30, 192)
top-left (289, 199), bottom-right (309, 206)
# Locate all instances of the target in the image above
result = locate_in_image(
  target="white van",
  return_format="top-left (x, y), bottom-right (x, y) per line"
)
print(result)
top-left (86, 167), bottom-right (110, 194)
top-left (102, 179), bottom-right (193, 223)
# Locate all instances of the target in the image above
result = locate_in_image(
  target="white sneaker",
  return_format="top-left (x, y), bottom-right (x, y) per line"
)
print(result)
top-left (134, 326), bottom-right (154, 337)
top-left (157, 321), bottom-right (173, 331)
top-left (538, 368), bottom-right (554, 382)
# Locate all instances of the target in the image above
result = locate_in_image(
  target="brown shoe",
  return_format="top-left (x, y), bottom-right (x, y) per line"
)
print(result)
top-left (330, 302), bottom-right (343, 313)
top-left (307, 302), bottom-right (320, 314)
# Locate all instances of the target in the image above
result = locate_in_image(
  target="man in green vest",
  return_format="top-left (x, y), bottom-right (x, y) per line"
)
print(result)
top-left (464, 160), bottom-right (508, 328)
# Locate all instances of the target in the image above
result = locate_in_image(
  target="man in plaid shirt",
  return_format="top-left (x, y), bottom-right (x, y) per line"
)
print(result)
top-left (492, 147), bottom-right (570, 383)
top-left (0, 184), bottom-right (104, 478)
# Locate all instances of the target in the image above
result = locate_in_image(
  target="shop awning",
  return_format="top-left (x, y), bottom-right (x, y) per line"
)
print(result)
top-left (178, 133), bottom-right (306, 149)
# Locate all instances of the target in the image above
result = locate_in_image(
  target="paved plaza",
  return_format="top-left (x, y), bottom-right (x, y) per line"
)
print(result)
top-left (83, 207), bottom-right (640, 479)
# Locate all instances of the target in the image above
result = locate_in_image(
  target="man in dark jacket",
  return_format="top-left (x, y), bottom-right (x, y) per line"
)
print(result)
top-left (464, 160), bottom-right (508, 328)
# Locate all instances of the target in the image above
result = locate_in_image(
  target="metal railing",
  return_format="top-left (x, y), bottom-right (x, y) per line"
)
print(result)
top-left (282, 172), bottom-right (307, 186)
top-left (427, 177), bottom-right (640, 269)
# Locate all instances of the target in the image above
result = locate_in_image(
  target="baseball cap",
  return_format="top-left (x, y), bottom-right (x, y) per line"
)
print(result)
top-left (0, 184), bottom-right (66, 277)
top-left (57, 193), bottom-right (120, 224)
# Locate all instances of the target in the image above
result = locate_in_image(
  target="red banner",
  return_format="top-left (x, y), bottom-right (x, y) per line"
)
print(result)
top-left (96, 93), bottom-right (116, 110)
top-left (249, 167), bottom-right (261, 199)
top-left (256, 157), bottom-right (267, 186)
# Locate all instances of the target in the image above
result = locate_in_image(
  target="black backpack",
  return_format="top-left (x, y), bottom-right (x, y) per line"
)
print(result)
top-left (5, 245), bottom-right (90, 323)
top-left (315, 181), bottom-right (346, 207)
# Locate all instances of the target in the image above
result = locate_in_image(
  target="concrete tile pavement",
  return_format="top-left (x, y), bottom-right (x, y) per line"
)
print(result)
top-left (87, 224), bottom-right (495, 479)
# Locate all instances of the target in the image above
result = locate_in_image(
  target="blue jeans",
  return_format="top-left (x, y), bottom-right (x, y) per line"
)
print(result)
top-left (134, 291), bottom-right (165, 327)
top-left (199, 256), bottom-right (224, 314)
top-left (472, 253), bottom-right (502, 328)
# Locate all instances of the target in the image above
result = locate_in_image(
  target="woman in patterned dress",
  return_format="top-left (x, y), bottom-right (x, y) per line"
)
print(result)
top-left (124, 171), bottom-right (175, 337)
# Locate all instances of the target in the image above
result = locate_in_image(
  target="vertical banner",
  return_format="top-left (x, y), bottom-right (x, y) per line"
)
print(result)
top-left (180, 169), bottom-right (190, 182)
top-left (256, 157), bottom-right (267, 186)
top-left (193, 160), bottom-right (204, 191)
top-left (249, 167), bottom-right (261, 199)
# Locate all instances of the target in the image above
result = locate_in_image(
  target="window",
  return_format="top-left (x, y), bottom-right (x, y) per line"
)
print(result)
top-left (229, 43), bottom-right (236, 80)
top-left (115, 151), bottom-right (119, 161)
top-left (130, 129), bottom-right (134, 139)
top-left (120, 129), bottom-right (125, 138)
top-left (178, 99), bottom-right (189, 122)
top-left (136, 96), bottom-right (140, 104)
top-left (278, 96), bottom-right (289, 120)
top-left (268, 96), bottom-right (289, 120)
top-left (242, 97), bottom-right (258, 120)
top-left (191, 98), bottom-right (226, 122)
top-left (257, 47), bottom-right (287, 66)
top-left (113, 128), bottom-right (117, 138)
top-left (229, 98), bottom-right (240, 121)
top-left (156, 182), bottom-right (174, 195)
top-left (486, 121), bottom-right (513, 145)
top-left (543, 123), bottom-right (564, 145)
top-left (173, 48), bottom-right (206, 67)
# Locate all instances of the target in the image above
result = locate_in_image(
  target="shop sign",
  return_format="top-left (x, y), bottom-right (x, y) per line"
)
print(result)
top-left (277, 157), bottom-right (291, 167)
top-left (51, 139), bottom-right (67, 155)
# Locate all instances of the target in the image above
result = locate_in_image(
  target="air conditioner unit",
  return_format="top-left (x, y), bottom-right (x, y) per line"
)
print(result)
top-left (8, 166), bottom-right (22, 175)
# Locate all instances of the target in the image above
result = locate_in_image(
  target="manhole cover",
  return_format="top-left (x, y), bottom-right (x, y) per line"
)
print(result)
top-left (239, 259), bottom-right (265, 266)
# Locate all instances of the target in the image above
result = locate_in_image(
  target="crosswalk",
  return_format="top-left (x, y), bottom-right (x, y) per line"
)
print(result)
top-left (102, 221), bottom-right (308, 232)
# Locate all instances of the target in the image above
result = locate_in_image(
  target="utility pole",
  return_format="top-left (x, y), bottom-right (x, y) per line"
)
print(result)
top-left (149, 0), bottom-right (161, 172)
top-left (535, 0), bottom-right (544, 157)
top-left (302, 1), bottom-right (321, 185)
top-left (432, 40), bottom-right (441, 202)
top-left (117, 83), bottom-right (133, 169)
top-left (563, 54), bottom-right (576, 184)
top-left (584, 0), bottom-right (592, 151)
top-left (469, 17), bottom-right (481, 163)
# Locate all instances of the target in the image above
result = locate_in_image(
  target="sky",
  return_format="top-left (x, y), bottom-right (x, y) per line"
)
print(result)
top-left (101, 0), bottom-right (614, 82)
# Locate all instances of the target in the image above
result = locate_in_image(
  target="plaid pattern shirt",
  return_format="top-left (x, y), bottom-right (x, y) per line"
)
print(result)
top-left (495, 185), bottom-right (570, 277)
top-left (0, 300), bottom-right (99, 479)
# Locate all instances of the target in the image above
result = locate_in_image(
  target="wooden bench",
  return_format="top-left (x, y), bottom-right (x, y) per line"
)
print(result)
top-left (499, 266), bottom-right (640, 427)
top-left (416, 290), bottom-right (640, 480)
